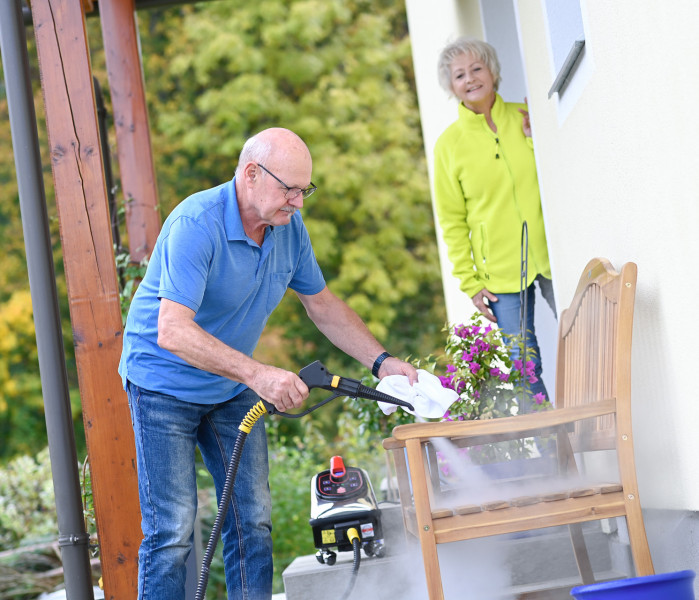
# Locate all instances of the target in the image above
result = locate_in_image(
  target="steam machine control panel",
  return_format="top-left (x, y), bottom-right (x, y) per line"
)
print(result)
top-left (316, 465), bottom-right (366, 501)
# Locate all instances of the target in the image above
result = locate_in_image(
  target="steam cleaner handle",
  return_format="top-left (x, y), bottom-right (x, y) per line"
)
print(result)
top-left (261, 400), bottom-right (279, 415)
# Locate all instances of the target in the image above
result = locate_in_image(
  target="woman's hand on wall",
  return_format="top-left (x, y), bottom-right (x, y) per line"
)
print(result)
top-left (518, 97), bottom-right (531, 137)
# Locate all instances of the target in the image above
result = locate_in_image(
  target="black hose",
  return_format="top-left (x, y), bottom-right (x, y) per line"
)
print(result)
top-left (194, 428), bottom-right (248, 600)
top-left (520, 221), bottom-right (529, 406)
top-left (338, 537), bottom-right (361, 600)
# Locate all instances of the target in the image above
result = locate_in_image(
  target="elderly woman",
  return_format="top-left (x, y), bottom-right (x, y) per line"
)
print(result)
top-left (433, 36), bottom-right (555, 410)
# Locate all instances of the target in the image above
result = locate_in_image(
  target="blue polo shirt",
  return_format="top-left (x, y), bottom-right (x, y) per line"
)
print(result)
top-left (118, 177), bottom-right (326, 403)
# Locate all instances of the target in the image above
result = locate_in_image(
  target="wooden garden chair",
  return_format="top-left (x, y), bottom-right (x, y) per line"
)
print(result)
top-left (383, 258), bottom-right (654, 599)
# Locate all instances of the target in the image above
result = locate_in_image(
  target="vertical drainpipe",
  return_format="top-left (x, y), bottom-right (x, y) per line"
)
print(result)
top-left (0, 1), bottom-right (95, 599)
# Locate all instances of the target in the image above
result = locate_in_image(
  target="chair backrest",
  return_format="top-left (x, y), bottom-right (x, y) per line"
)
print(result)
top-left (554, 258), bottom-right (637, 453)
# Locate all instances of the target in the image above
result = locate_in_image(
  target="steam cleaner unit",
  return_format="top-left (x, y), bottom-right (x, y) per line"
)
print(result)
top-left (310, 454), bottom-right (385, 566)
top-left (194, 360), bottom-right (413, 600)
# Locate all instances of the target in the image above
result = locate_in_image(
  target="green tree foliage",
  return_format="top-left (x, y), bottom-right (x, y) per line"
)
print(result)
top-left (137, 0), bottom-right (446, 381)
top-left (0, 291), bottom-right (43, 459)
top-left (0, 447), bottom-right (56, 549)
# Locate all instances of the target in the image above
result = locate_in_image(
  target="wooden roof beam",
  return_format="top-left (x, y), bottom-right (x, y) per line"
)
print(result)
top-left (98, 0), bottom-right (161, 263)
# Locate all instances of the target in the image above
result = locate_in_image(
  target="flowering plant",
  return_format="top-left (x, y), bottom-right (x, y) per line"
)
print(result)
top-left (438, 312), bottom-right (549, 421)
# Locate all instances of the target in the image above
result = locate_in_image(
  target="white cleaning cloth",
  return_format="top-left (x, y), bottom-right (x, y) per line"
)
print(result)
top-left (377, 369), bottom-right (460, 419)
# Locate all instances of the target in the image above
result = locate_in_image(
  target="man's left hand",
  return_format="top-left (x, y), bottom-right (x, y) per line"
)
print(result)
top-left (378, 357), bottom-right (418, 384)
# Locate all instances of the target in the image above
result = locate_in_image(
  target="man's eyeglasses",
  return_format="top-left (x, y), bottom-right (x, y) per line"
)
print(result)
top-left (257, 164), bottom-right (317, 200)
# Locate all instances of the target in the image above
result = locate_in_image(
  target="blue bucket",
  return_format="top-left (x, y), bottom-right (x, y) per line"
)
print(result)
top-left (570, 570), bottom-right (696, 599)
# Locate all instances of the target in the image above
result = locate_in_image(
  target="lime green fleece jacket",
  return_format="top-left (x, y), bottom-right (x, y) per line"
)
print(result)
top-left (433, 94), bottom-right (551, 298)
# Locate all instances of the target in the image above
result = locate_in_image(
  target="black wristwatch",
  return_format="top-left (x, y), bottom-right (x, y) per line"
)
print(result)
top-left (372, 351), bottom-right (392, 378)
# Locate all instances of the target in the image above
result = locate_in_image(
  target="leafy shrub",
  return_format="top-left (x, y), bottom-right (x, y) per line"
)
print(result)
top-left (0, 448), bottom-right (56, 550)
top-left (0, 448), bottom-right (66, 599)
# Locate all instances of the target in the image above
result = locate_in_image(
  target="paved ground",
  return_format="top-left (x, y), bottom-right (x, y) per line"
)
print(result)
top-left (38, 587), bottom-right (287, 599)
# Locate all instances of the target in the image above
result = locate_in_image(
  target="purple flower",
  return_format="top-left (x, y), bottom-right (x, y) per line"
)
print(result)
top-left (513, 359), bottom-right (524, 372)
top-left (499, 372), bottom-right (510, 383)
top-left (473, 390), bottom-right (481, 399)
top-left (455, 380), bottom-right (466, 394)
top-left (490, 367), bottom-right (501, 377)
top-left (462, 351), bottom-right (473, 362)
top-left (533, 393), bottom-right (546, 405)
top-left (528, 375), bottom-right (538, 384)
top-left (438, 375), bottom-right (453, 389)
top-left (446, 364), bottom-right (457, 374)
top-left (454, 325), bottom-right (468, 338)
top-left (469, 361), bottom-right (481, 374)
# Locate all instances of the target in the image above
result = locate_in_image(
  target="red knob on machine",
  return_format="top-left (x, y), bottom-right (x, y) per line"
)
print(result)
top-left (329, 456), bottom-right (346, 482)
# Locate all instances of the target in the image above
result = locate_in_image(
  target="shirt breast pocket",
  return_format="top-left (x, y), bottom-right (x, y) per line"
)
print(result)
top-left (266, 271), bottom-right (292, 313)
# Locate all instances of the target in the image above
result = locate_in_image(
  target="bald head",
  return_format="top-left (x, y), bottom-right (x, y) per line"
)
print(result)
top-left (235, 128), bottom-right (311, 178)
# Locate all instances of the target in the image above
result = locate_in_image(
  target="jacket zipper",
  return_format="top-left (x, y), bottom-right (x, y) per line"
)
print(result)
top-left (493, 126), bottom-right (541, 278)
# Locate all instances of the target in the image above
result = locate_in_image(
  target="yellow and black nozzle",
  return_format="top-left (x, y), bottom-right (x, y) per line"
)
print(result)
top-left (258, 360), bottom-right (414, 419)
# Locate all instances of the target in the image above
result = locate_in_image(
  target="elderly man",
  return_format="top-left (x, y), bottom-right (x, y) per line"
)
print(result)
top-left (119, 127), bottom-right (417, 599)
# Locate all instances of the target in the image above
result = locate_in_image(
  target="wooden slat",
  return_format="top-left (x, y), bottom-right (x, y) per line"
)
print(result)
top-left (511, 495), bottom-right (541, 507)
top-left (454, 504), bottom-right (482, 515)
top-left (99, 0), bottom-right (161, 262)
top-left (569, 487), bottom-right (596, 498)
top-left (542, 491), bottom-right (569, 502)
top-left (30, 1), bottom-right (140, 598)
top-left (482, 500), bottom-right (510, 511)
top-left (600, 483), bottom-right (622, 494)
top-left (433, 492), bottom-right (627, 544)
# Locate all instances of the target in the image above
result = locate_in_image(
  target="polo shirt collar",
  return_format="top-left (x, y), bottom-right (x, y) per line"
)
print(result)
top-left (224, 177), bottom-right (275, 247)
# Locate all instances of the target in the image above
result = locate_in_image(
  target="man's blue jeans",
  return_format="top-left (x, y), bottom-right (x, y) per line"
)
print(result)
top-left (127, 382), bottom-right (273, 600)
top-left (489, 275), bottom-right (557, 412)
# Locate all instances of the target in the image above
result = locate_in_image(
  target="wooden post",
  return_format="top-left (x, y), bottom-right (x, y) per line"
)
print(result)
top-left (99, 0), bottom-right (161, 262)
top-left (30, 0), bottom-right (140, 597)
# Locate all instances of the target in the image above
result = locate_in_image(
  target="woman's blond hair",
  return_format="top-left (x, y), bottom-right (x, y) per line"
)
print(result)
top-left (437, 36), bottom-right (501, 95)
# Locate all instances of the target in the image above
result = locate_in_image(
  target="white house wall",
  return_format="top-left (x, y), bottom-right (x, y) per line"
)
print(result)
top-left (515, 0), bottom-right (699, 511)
top-left (403, 0), bottom-right (480, 325)
top-left (405, 0), bottom-right (699, 511)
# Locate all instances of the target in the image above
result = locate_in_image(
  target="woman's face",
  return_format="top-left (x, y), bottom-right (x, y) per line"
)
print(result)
top-left (449, 52), bottom-right (496, 114)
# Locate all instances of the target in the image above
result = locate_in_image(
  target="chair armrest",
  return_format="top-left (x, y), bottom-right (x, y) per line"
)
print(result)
top-left (390, 399), bottom-right (616, 443)
top-left (382, 436), bottom-right (406, 450)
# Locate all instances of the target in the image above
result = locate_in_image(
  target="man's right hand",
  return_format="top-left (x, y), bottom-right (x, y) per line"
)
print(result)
top-left (249, 365), bottom-right (309, 412)
top-left (472, 288), bottom-right (499, 323)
